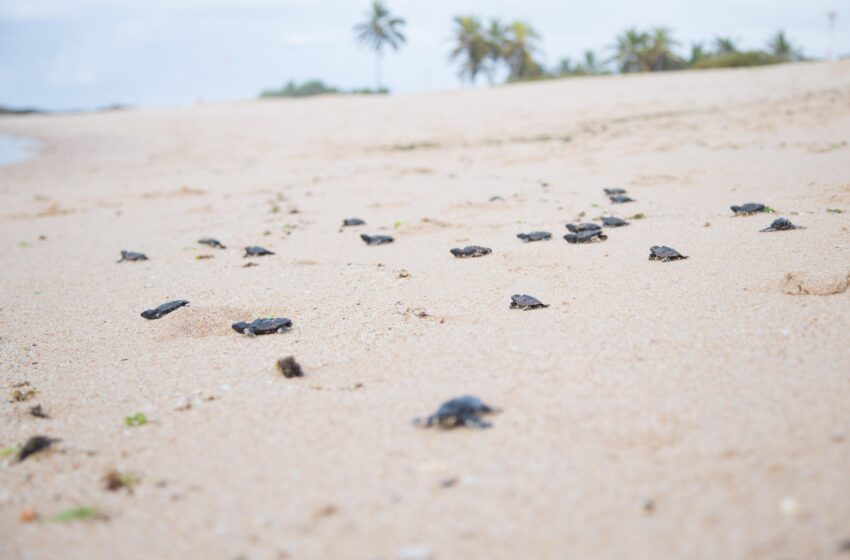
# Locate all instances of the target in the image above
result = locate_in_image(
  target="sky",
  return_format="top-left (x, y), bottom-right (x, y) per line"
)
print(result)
top-left (1, 0), bottom-right (848, 111)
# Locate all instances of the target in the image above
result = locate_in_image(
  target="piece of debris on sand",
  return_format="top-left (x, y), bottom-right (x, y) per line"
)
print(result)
top-left (276, 356), bottom-right (304, 378)
top-left (18, 436), bottom-right (59, 462)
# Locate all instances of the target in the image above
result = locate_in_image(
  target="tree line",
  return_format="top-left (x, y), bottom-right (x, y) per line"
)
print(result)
top-left (262, 1), bottom-right (808, 97)
top-left (449, 19), bottom-right (805, 84)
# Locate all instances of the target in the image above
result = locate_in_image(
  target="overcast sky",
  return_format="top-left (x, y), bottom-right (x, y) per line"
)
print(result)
top-left (1, 0), bottom-right (847, 110)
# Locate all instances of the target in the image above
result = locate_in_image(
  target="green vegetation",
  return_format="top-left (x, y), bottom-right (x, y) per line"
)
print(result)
top-left (124, 412), bottom-right (148, 427)
top-left (260, 80), bottom-right (387, 98)
top-left (354, 1), bottom-right (406, 90)
top-left (449, 19), bottom-right (807, 83)
top-left (1, 446), bottom-right (19, 458)
top-left (449, 17), bottom-right (544, 83)
top-left (49, 507), bottom-right (97, 522)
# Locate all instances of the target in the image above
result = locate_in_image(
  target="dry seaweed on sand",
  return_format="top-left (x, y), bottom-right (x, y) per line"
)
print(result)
top-left (10, 381), bottom-right (37, 402)
top-left (276, 356), bottom-right (304, 378)
top-left (29, 404), bottom-right (49, 418)
top-left (104, 470), bottom-right (137, 493)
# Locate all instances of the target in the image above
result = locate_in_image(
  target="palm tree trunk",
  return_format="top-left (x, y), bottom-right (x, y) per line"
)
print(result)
top-left (375, 49), bottom-right (383, 91)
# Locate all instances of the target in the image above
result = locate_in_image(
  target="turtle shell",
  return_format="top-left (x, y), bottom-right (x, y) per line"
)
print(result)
top-left (232, 318), bottom-right (293, 335)
top-left (141, 299), bottom-right (189, 320)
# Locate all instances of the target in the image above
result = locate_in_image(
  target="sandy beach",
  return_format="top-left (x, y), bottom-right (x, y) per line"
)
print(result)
top-left (1, 61), bottom-right (850, 559)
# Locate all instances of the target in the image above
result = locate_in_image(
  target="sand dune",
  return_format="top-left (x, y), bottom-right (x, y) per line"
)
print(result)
top-left (1, 61), bottom-right (850, 560)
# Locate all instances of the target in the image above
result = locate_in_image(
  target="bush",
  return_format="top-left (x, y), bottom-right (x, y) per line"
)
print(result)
top-left (691, 51), bottom-right (781, 69)
top-left (259, 80), bottom-right (389, 98)
top-left (260, 80), bottom-right (339, 98)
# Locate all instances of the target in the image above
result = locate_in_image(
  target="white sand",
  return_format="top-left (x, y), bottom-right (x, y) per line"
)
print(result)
top-left (1, 61), bottom-right (850, 559)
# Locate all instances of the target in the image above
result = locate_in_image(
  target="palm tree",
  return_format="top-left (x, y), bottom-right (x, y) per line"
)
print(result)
top-left (354, 1), bottom-right (406, 91)
top-left (579, 50), bottom-right (603, 75)
top-left (450, 16), bottom-right (489, 85)
top-left (484, 19), bottom-right (507, 83)
top-left (714, 36), bottom-right (738, 56)
top-left (612, 28), bottom-right (650, 73)
top-left (502, 21), bottom-right (543, 81)
top-left (688, 42), bottom-right (709, 66)
top-left (644, 27), bottom-right (682, 71)
top-left (767, 30), bottom-right (800, 62)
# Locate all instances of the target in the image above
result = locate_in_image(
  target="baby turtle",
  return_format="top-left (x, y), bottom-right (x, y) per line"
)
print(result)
top-left (244, 246), bottom-right (275, 257)
top-left (564, 230), bottom-right (608, 244)
top-left (601, 216), bottom-right (629, 227)
top-left (510, 294), bottom-right (549, 310)
top-left (413, 396), bottom-right (497, 429)
top-left (360, 234), bottom-right (394, 245)
top-left (276, 356), bottom-right (304, 378)
top-left (649, 245), bottom-right (688, 262)
top-left (565, 222), bottom-right (602, 233)
top-left (117, 250), bottom-right (148, 263)
top-left (516, 231), bottom-right (552, 242)
top-left (604, 188), bottom-right (627, 195)
top-left (141, 299), bottom-right (189, 320)
top-left (342, 218), bottom-right (366, 227)
top-left (450, 245), bottom-right (492, 258)
top-left (232, 318), bottom-right (293, 336)
top-left (731, 203), bottom-right (766, 215)
top-left (760, 217), bottom-right (801, 232)
top-left (18, 435), bottom-right (60, 463)
top-left (609, 195), bottom-right (634, 204)
top-left (198, 238), bottom-right (226, 249)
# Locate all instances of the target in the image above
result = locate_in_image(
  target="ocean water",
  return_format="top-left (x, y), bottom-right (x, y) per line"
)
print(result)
top-left (0, 133), bottom-right (38, 166)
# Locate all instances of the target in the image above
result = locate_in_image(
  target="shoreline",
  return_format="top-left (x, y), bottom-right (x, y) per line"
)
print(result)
top-left (0, 133), bottom-right (39, 167)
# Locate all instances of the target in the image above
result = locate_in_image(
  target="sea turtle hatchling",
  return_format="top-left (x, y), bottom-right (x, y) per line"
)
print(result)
top-left (609, 194), bottom-right (634, 204)
top-left (413, 395), bottom-right (498, 429)
top-left (516, 231), bottom-right (552, 242)
top-left (232, 318), bottom-right (293, 336)
top-left (18, 435), bottom-right (60, 463)
top-left (361, 234), bottom-right (394, 245)
top-left (731, 203), bottom-right (766, 215)
top-left (601, 216), bottom-right (629, 227)
top-left (649, 245), bottom-right (688, 262)
top-left (198, 238), bottom-right (226, 249)
top-left (604, 188), bottom-right (627, 195)
top-left (450, 245), bottom-right (492, 258)
top-left (117, 251), bottom-right (148, 263)
top-left (565, 223), bottom-right (602, 233)
top-left (342, 218), bottom-right (366, 226)
top-left (141, 300), bottom-right (189, 320)
top-left (510, 294), bottom-right (549, 310)
top-left (760, 217), bottom-right (801, 232)
top-left (243, 246), bottom-right (275, 257)
top-left (564, 230), bottom-right (608, 244)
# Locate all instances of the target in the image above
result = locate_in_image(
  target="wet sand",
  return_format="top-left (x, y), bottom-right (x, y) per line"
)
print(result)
top-left (1, 60), bottom-right (850, 559)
